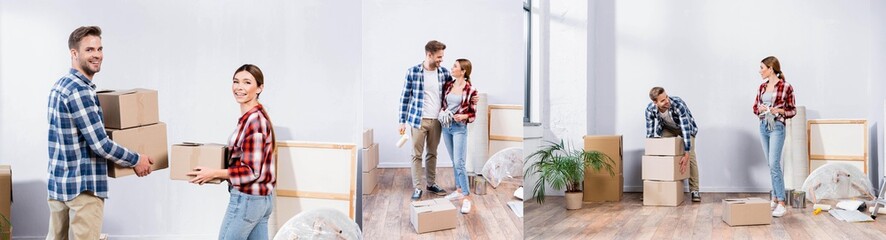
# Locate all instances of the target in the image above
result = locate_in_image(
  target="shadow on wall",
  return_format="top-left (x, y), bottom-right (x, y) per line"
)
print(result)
top-left (623, 148), bottom-right (642, 192)
top-left (700, 127), bottom-right (768, 192)
top-left (11, 180), bottom-right (49, 237)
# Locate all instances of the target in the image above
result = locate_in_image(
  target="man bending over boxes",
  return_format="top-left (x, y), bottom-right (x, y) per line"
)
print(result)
top-left (646, 87), bottom-right (700, 202)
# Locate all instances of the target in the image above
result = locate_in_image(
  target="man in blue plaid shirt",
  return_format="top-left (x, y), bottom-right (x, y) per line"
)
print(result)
top-left (46, 26), bottom-right (154, 240)
top-left (398, 40), bottom-right (452, 200)
top-left (645, 87), bottom-right (701, 202)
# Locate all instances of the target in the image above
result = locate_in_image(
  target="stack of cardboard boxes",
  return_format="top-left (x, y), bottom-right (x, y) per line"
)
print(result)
top-left (0, 165), bottom-right (11, 238)
top-left (97, 89), bottom-right (168, 177)
top-left (169, 143), bottom-right (230, 184)
top-left (362, 129), bottom-right (379, 195)
top-left (582, 135), bottom-right (623, 202)
top-left (642, 137), bottom-right (688, 206)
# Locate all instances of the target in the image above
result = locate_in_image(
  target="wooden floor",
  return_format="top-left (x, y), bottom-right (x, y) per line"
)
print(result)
top-left (525, 192), bottom-right (886, 240)
top-left (362, 168), bottom-right (524, 240)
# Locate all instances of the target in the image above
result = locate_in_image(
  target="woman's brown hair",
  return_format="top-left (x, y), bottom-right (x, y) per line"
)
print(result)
top-left (455, 58), bottom-right (472, 82)
top-left (234, 64), bottom-right (276, 153)
top-left (761, 56), bottom-right (785, 80)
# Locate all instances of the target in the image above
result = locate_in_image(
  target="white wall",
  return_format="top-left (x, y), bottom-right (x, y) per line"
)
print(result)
top-left (585, 0), bottom-right (882, 192)
top-left (0, 0), bottom-right (361, 238)
top-left (362, 0), bottom-right (524, 168)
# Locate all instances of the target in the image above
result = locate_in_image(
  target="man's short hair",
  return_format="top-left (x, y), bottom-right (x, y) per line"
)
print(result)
top-left (425, 40), bottom-right (446, 53)
top-left (68, 26), bottom-right (102, 50)
top-left (649, 87), bottom-right (666, 101)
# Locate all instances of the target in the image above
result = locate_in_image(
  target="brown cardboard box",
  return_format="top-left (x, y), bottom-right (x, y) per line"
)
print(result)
top-left (362, 128), bottom-right (373, 149)
top-left (641, 156), bottom-right (689, 181)
top-left (106, 122), bottom-right (169, 178)
top-left (361, 143), bottom-right (378, 173)
top-left (410, 198), bottom-right (456, 234)
top-left (362, 168), bottom-right (378, 195)
top-left (0, 165), bottom-right (11, 234)
top-left (643, 180), bottom-right (683, 206)
top-left (170, 143), bottom-right (229, 184)
top-left (644, 137), bottom-right (684, 156)
top-left (97, 89), bottom-right (159, 130)
top-left (722, 198), bottom-right (771, 226)
top-left (583, 173), bottom-right (623, 202)
top-left (583, 135), bottom-right (623, 174)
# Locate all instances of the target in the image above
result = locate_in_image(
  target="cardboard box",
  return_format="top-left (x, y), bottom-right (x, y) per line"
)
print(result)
top-left (583, 135), bottom-right (623, 174)
top-left (106, 122), bottom-right (168, 178)
top-left (362, 143), bottom-right (378, 173)
top-left (643, 180), bottom-right (683, 206)
top-left (97, 89), bottom-right (159, 130)
top-left (362, 168), bottom-right (377, 195)
top-left (722, 198), bottom-right (771, 226)
top-left (410, 198), bottom-right (457, 234)
top-left (170, 143), bottom-right (229, 184)
top-left (645, 137), bottom-right (684, 156)
top-left (0, 165), bottom-right (11, 233)
top-left (641, 156), bottom-right (689, 181)
top-left (583, 174), bottom-right (623, 202)
top-left (362, 128), bottom-right (373, 149)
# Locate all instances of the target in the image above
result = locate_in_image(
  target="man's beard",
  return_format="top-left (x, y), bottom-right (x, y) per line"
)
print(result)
top-left (79, 59), bottom-right (100, 76)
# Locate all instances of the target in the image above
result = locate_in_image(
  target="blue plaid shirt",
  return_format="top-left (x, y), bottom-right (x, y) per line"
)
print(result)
top-left (47, 68), bottom-right (140, 201)
top-left (398, 63), bottom-right (452, 128)
top-left (645, 96), bottom-right (698, 151)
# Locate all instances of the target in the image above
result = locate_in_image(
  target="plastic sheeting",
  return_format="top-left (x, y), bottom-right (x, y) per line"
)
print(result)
top-left (466, 93), bottom-right (489, 173)
top-left (481, 147), bottom-right (523, 188)
top-left (782, 106), bottom-right (808, 189)
top-left (801, 162), bottom-right (875, 204)
top-left (273, 208), bottom-right (362, 240)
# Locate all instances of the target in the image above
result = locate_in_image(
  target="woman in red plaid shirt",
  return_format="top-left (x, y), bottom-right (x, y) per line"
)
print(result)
top-left (753, 56), bottom-right (795, 218)
top-left (189, 64), bottom-right (277, 239)
top-left (439, 59), bottom-right (479, 214)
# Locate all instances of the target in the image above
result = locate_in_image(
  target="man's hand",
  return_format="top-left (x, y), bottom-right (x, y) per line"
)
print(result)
top-left (134, 154), bottom-right (154, 177)
top-left (399, 124), bottom-right (407, 135)
top-left (680, 152), bottom-right (689, 174)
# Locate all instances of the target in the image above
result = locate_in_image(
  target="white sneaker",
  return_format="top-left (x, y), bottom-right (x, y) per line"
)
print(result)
top-left (772, 204), bottom-right (786, 217)
top-left (461, 199), bottom-right (472, 214)
top-left (445, 191), bottom-right (465, 201)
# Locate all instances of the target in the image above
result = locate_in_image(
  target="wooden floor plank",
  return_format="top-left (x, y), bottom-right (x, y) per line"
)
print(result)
top-left (526, 192), bottom-right (886, 240)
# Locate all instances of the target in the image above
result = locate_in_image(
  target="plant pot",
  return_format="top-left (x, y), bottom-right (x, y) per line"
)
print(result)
top-left (565, 192), bottom-right (583, 210)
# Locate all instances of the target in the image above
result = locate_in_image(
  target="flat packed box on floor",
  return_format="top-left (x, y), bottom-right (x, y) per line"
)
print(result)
top-left (97, 89), bottom-right (159, 129)
top-left (170, 143), bottom-right (229, 184)
top-left (583, 135), bottom-right (623, 174)
top-left (0, 165), bottom-right (11, 230)
top-left (643, 180), bottom-right (683, 206)
top-left (106, 122), bottom-right (169, 178)
top-left (583, 174), bottom-right (623, 202)
top-left (410, 198), bottom-right (456, 234)
top-left (722, 198), bottom-right (771, 226)
top-left (362, 128), bottom-right (373, 149)
top-left (361, 143), bottom-right (378, 173)
top-left (641, 156), bottom-right (689, 181)
top-left (645, 137), bottom-right (684, 156)
top-left (362, 168), bottom-right (377, 195)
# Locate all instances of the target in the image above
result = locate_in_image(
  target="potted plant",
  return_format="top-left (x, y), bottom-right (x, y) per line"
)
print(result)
top-left (525, 139), bottom-right (614, 210)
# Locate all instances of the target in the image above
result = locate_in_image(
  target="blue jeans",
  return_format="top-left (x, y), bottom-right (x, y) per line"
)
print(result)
top-left (218, 189), bottom-right (274, 240)
top-left (759, 120), bottom-right (786, 201)
top-left (442, 122), bottom-right (470, 196)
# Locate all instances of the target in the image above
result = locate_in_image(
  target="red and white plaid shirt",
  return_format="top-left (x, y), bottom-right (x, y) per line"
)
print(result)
top-left (228, 104), bottom-right (276, 196)
top-left (753, 79), bottom-right (796, 123)
top-left (442, 80), bottom-right (479, 123)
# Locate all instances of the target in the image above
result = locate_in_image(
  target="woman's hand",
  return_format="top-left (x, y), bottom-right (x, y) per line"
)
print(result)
top-left (454, 114), bottom-right (468, 121)
top-left (187, 167), bottom-right (225, 185)
top-left (771, 107), bottom-right (783, 114)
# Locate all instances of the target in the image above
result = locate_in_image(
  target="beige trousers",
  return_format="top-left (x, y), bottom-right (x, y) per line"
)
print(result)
top-left (47, 191), bottom-right (104, 240)
top-left (411, 119), bottom-right (442, 189)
